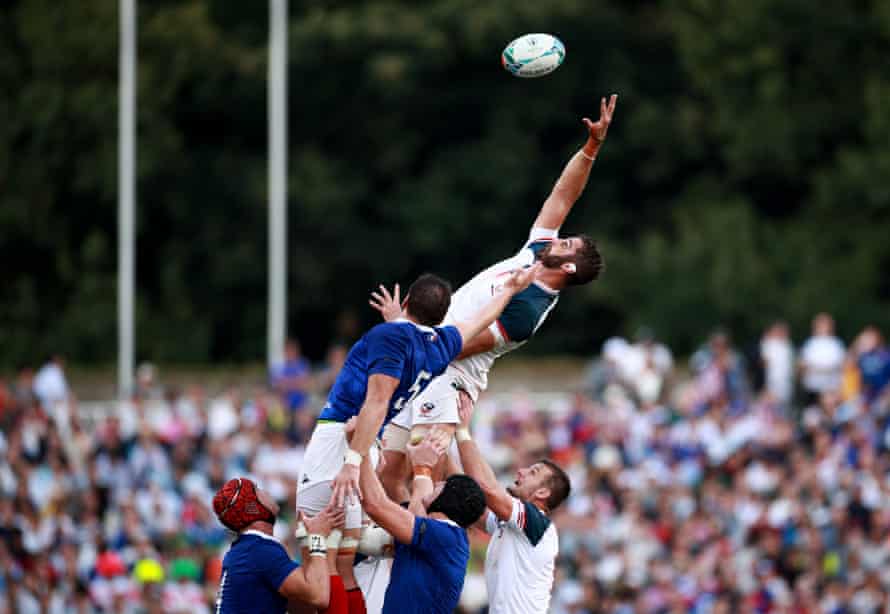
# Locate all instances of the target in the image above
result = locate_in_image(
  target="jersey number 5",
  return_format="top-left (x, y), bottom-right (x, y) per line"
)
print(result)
top-left (393, 370), bottom-right (432, 413)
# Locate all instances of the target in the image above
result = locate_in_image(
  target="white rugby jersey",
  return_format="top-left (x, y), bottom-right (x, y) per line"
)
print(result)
top-left (484, 497), bottom-right (558, 614)
top-left (445, 227), bottom-right (560, 397)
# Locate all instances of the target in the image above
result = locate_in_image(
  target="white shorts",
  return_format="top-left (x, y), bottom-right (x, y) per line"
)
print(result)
top-left (297, 422), bottom-right (378, 529)
top-left (390, 366), bottom-right (467, 430)
top-left (354, 556), bottom-right (393, 614)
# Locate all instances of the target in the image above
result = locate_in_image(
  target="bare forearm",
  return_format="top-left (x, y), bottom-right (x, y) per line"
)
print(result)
top-left (444, 451), bottom-right (463, 476)
top-left (359, 455), bottom-right (388, 512)
top-left (350, 402), bottom-right (387, 457)
top-left (304, 556), bottom-right (330, 608)
top-left (458, 438), bottom-right (513, 519)
top-left (535, 137), bottom-right (602, 230)
top-left (360, 456), bottom-right (415, 544)
top-left (457, 328), bottom-right (497, 360)
top-left (457, 291), bottom-right (512, 344)
top-left (281, 556), bottom-right (329, 607)
top-left (408, 476), bottom-right (434, 517)
top-left (457, 440), bottom-right (500, 492)
top-left (553, 149), bottom-right (596, 202)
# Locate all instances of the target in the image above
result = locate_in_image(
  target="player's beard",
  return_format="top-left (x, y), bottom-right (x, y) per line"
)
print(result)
top-left (506, 485), bottom-right (519, 498)
top-left (538, 244), bottom-right (572, 270)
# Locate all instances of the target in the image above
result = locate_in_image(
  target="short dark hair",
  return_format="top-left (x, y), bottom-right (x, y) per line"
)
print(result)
top-left (566, 235), bottom-right (604, 286)
top-left (538, 459), bottom-right (571, 511)
top-left (428, 474), bottom-right (486, 528)
top-left (405, 274), bottom-right (452, 326)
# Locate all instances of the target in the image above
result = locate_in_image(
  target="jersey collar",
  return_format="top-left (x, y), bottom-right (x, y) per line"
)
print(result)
top-left (393, 317), bottom-right (436, 333)
top-left (532, 281), bottom-right (560, 296)
top-left (242, 529), bottom-right (282, 543)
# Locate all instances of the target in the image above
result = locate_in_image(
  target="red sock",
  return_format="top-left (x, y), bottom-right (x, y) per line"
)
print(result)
top-left (322, 575), bottom-right (348, 614)
top-left (346, 587), bottom-right (367, 614)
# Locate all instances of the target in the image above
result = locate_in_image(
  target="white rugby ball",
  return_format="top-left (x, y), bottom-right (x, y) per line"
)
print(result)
top-left (501, 33), bottom-right (565, 78)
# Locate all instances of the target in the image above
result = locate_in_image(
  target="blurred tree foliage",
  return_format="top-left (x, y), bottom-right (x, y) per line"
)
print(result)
top-left (1, 0), bottom-right (889, 364)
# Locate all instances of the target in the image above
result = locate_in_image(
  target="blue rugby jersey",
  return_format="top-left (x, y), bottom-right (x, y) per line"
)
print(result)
top-left (382, 517), bottom-right (469, 614)
top-left (318, 320), bottom-right (463, 425)
top-left (215, 531), bottom-right (299, 614)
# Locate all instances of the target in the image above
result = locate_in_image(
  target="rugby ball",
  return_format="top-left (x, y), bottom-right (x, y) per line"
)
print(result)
top-left (501, 33), bottom-right (565, 78)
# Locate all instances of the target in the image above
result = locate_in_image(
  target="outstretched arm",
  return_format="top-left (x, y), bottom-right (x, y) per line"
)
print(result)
top-left (359, 453), bottom-right (416, 544)
top-left (533, 94), bottom-right (617, 231)
top-left (406, 432), bottom-right (447, 517)
top-left (453, 265), bottom-right (539, 345)
top-left (278, 505), bottom-right (344, 608)
top-left (368, 288), bottom-right (511, 360)
top-left (330, 373), bottom-right (398, 507)
top-left (454, 392), bottom-right (514, 521)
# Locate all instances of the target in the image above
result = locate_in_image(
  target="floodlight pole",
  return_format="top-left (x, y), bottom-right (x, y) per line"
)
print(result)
top-left (118, 0), bottom-right (136, 400)
top-left (268, 0), bottom-right (288, 369)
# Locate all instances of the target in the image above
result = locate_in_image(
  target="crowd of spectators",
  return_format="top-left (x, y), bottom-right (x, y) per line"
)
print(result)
top-left (527, 314), bottom-right (889, 613)
top-left (0, 340), bottom-right (343, 614)
top-left (0, 315), bottom-right (889, 613)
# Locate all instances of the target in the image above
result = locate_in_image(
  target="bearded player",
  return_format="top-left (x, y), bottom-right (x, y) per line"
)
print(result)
top-left (372, 94), bottom-right (617, 501)
top-left (455, 393), bottom-right (570, 613)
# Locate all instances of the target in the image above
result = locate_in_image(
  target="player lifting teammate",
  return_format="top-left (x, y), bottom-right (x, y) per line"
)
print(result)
top-left (295, 267), bottom-right (538, 611)
top-left (455, 392), bottom-right (570, 613)
top-left (213, 478), bottom-right (344, 613)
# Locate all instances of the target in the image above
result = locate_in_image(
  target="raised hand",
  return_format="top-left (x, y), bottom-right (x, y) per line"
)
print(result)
top-left (331, 462), bottom-right (361, 508)
top-left (457, 390), bottom-right (475, 429)
top-left (302, 504), bottom-right (345, 537)
top-left (407, 429), bottom-right (447, 469)
top-left (503, 263), bottom-right (541, 295)
top-left (369, 284), bottom-right (402, 322)
top-left (582, 94), bottom-right (618, 144)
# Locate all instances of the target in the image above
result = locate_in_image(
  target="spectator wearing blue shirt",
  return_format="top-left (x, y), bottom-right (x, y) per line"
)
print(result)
top-left (271, 338), bottom-right (311, 411)
top-left (358, 431), bottom-right (487, 614)
top-left (212, 477), bottom-right (343, 613)
top-left (857, 327), bottom-right (890, 406)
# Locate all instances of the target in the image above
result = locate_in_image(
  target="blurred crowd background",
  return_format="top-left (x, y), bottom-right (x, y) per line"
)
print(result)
top-left (2, 314), bottom-right (890, 613)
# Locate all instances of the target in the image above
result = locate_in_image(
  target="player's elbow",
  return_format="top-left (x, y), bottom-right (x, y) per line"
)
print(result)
top-left (481, 482), bottom-right (502, 502)
top-left (281, 574), bottom-right (327, 609)
top-left (482, 486), bottom-right (511, 515)
top-left (358, 474), bottom-right (386, 514)
top-left (362, 492), bottom-right (386, 518)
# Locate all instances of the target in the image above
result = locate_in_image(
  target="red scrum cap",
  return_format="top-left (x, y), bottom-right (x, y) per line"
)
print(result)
top-left (213, 478), bottom-right (275, 531)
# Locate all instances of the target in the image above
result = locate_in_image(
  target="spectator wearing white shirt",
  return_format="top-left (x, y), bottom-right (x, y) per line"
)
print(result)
top-left (760, 321), bottom-right (794, 406)
top-left (32, 356), bottom-right (68, 411)
top-left (616, 328), bottom-right (675, 405)
top-left (799, 313), bottom-right (846, 406)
